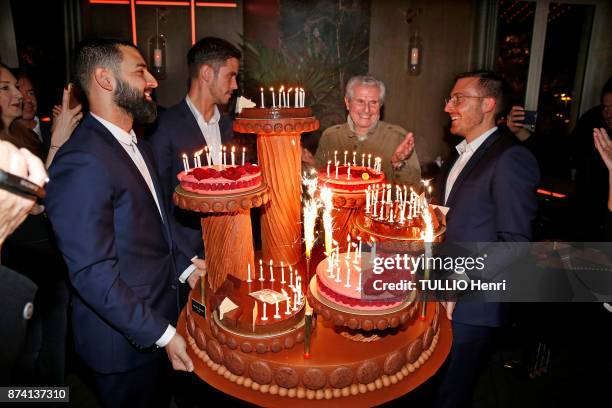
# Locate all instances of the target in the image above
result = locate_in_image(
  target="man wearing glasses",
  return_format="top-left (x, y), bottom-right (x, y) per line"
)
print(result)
top-left (433, 71), bottom-right (539, 408)
top-left (302, 74), bottom-right (421, 186)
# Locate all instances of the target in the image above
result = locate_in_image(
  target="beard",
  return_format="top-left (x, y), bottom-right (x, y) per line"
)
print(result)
top-left (114, 76), bottom-right (157, 124)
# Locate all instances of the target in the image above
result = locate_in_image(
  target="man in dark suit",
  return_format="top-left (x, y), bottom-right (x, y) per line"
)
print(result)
top-left (45, 39), bottom-right (200, 407)
top-left (149, 37), bottom-right (240, 268)
top-left (432, 71), bottom-right (539, 408)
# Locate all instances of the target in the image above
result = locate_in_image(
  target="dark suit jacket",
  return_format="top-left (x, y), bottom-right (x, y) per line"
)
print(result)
top-left (45, 114), bottom-right (185, 373)
top-left (148, 99), bottom-right (235, 261)
top-left (439, 130), bottom-right (539, 326)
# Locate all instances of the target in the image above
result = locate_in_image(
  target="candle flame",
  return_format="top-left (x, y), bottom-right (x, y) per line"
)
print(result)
top-left (182, 153), bottom-right (187, 158)
top-left (279, 85), bottom-right (285, 92)
top-left (270, 87), bottom-right (274, 91)
top-left (194, 149), bottom-right (203, 156)
top-left (287, 87), bottom-right (293, 93)
top-left (321, 186), bottom-right (334, 254)
top-left (231, 146), bottom-right (236, 153)
top-left (260, 87), bottom-right (263, 91)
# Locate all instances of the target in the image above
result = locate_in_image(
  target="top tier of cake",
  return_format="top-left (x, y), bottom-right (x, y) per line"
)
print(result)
top-left (318, 165), bottom-right (386, 193)
top-left (177, 163), bottom-right (262, 195)
top-left (238, 107), bottom-right (313, 120)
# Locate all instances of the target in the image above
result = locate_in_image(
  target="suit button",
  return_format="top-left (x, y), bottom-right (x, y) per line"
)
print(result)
top-left (22, 302), bottom-right (34, 320)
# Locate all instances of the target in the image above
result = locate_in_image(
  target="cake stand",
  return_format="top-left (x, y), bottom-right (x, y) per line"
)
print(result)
top-left (329, 190), bottom-right (369, 251)
top-left (233, 117), bottom-right (319, 266)
top-left (174, 183), bottom-right (269, 292)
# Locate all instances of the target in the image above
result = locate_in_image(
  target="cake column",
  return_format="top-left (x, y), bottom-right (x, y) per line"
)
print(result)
top-left (234, 117), bottom-right (319, 266)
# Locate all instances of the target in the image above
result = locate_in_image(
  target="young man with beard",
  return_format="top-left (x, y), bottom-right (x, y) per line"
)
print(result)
top-left (150, 37), bottom-right (240, 278)
top-left (45, 39), bottom-right (202, 407)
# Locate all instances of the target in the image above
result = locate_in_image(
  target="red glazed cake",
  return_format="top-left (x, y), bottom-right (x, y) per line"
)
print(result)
top-left (318, 165), bottom-right (386, 193)
top-left (238, 107), bottom-right (312, 120)
top-left (178, 163), bottom-right (262, 195)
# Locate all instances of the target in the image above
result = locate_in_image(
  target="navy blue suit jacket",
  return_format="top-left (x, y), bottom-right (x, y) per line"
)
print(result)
top-left (148, 99), bottom-right (234, 260)
top-left (439, 130), bottom-right (539, 326)
top-left (45, 114), bottom-right (184, 373)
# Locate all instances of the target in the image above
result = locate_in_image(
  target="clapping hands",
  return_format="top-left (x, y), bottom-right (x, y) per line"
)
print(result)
top-left (391, 132), bottom-right (415, 170)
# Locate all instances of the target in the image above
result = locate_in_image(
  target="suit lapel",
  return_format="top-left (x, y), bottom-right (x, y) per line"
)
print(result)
top-left (87, 115), bottom-right (170, 246)
top-left (445, 130), bottom-right (502, 207)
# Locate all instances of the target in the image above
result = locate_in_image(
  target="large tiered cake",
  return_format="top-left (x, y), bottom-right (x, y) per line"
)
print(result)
top-left (178, 163), bottom-right (262, 194)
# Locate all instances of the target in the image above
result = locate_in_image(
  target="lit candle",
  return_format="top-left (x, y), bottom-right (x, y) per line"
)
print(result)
top-left (289, 265), bottom-right (293, 288)
top-left (205, 146), bottom-right (211, 166)
top-left (270, 87), bottom-right (275, 107)
top-left (247, 263), bottom-right (252, 282)
top-left (361, 153), bottom-right (365, 167)
top-left (302, 88), bottom-right (305, 107)
top-left (357, 236), bottom-right (362, 262)
top-left (365, 186), bottom-right (370, 213)
top-left (193, 151), bottom-right (199, 168)
top-left (218, 145), bottom-right (222, 166)
top-left (223, 146), bottom-right (227, 167)
top-left (294, 87), bottom-right (299, 108)
top-left (182, 153), bottom-right (189, 172)
top-left (269, 259), bottom-right (275, 282)
top-left (356, 267), bottom-right (362, 293)
top-left (287, 88), bottom-right (293, 107)
top-left (260, 87), bottom-right (264, 108)
top-left (343, 150), bottom-right (348, 166)
top-left (389, 207), bottom-right (394, 223)
top-left (345, 260), bottom-right (351, 288)
top-left (368, 154), bottom-right (372, 169)
top-left (231, 146), bottom-right (235, 166)
top-left (372, 195), bottom-right (378, 219)
top-left (259, 259), bottom-right (264, 281)
top-left (347, 163), bottom-right (351, 179)
top-left (334, 150), bottom-right (338, 166)
top-left (279, 86), bottom-right (285, 108)
top-left (335, 163), bottom-right (339, 179)
top-left (261, 301), bottom-right (268, 321)
top-left (327, 160), bottom-right (331, 177)
top-left (242, 147), bottom-right (246, 166)
top-left (387, 184), bottom-right (392, 203)
top-left (352, 151), bottom-right (356, 166)
top-left (346, 234), bottom-right (352, 259)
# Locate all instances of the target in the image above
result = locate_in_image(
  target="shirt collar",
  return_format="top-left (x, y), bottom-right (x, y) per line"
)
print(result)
top-left (91, 112), bottom-right (137, 146)
top-left (185, 96), bottom-right (220, 125)
top-left (455, 126), bottom-right (497, 155)
top-left (347, 114), bottom-right (379, 140)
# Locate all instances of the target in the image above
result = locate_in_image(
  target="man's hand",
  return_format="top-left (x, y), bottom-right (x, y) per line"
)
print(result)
top-left (391, 132), bottom-right (415, 170)
top-left (188, 258), bottom-right (207, 289)
top-left (441, 301), bottom-right (456, 321)
top-left (302, 147), bottom-right (316, 167)
top-left (165, 333), bottom-right (194, 372)
top-left (506, 106), bottom-right (531, 142)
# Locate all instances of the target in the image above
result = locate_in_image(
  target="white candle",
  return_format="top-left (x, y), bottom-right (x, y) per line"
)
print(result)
top-left (279, 86), bottom-right (284, 108)
top-left (352, 151), bottom-right (356, 166)
top-left (242, 147), bottom-right (246, 166)
top-left (205, 146), bottom-right (210, 166)
top-left (335, 163), bottom-right (339, 179)
top-left (357, 237), bottom-right (362, 261)
top-left (289, 266), bottom-right (293, 288)
top-left (223, 146), bottom-right (227, 167)
top-left (356, 267), bottom-right (362, 293)
top-left (368, 154), bottom-right (372, 168)
top-left (269, 259), bottom-right (275, 282)
top-left (260, 87), bottom-right (264, 108)
top-left (282, 289), bottom-right (291, 315)
top-left (347, 163), bottom-right (351, 179)
top-left (346, 234), bottom-right (352, 259)
top-left (247, 263), bottom-right (252, 282)
top-left (361, 153), bottom-right (365, 167)
top-left (365, 187), bottom-right (370, 213)
top-left (259, 259), bottom-right (264, 281)
top-left (274, 298), bottom-right (281, 319)
top-left (182, 154), bottom-right (189, 172)
top-left (231, 146), bottom-right (235, 166)
top-left (270, 87), bottom-right (275, 107)
top-left (261, 301), bottom-right (268, 321)
top-left (344, 150), bottom-right (348, 166)
top-left (327, 160), bottom-right (331, 177)
top-left (294, 88), bottom-right (299, 108)
top-left (334, 151), bottom-right (338, 166)
top-left (287, 88), bottom-right (293, 107)
top-left (281, 261), bottom-right (285, 284)
top-left (345, 260), bottom-right (351, 288)
top-left (389, 208), bottom-right (394, 223)
top-left (193, 153), bottom-right (199, 168)
top-left (373, 195), bottom-right (378, 218)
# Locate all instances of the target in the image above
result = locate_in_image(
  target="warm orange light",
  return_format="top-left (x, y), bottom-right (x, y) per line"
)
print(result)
top-left (40, 117), bottom-right (52, 123)
top-left (89, 0), bottom-right (129, 4)
top-left (137, 1), bottom-right (190, 5)
top-left (130, 0), bottom-right (137, 45)
top-left (196, 2), bottom-right (237, 7)
top-left (190, 0), bottom-right (196, 45)
top-left (537, 188), bottom-right (567, 199)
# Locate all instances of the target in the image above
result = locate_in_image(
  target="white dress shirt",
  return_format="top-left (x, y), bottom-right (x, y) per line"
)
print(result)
top-left (185, 96), bottom-right (222, 165)
top-left (444, 126), bottom-right (497, 204)
top-left (32, 116), bottom-right (42, 141)
top-left (91, 113), bottom-right (175, 347)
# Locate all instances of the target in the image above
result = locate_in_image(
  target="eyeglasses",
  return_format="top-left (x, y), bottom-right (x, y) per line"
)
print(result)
top-left (444, 94), bottom-right (487, 107)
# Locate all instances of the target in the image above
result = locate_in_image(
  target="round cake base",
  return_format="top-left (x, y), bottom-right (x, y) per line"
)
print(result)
top-left (179, 301), bottom-right (451, 407)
